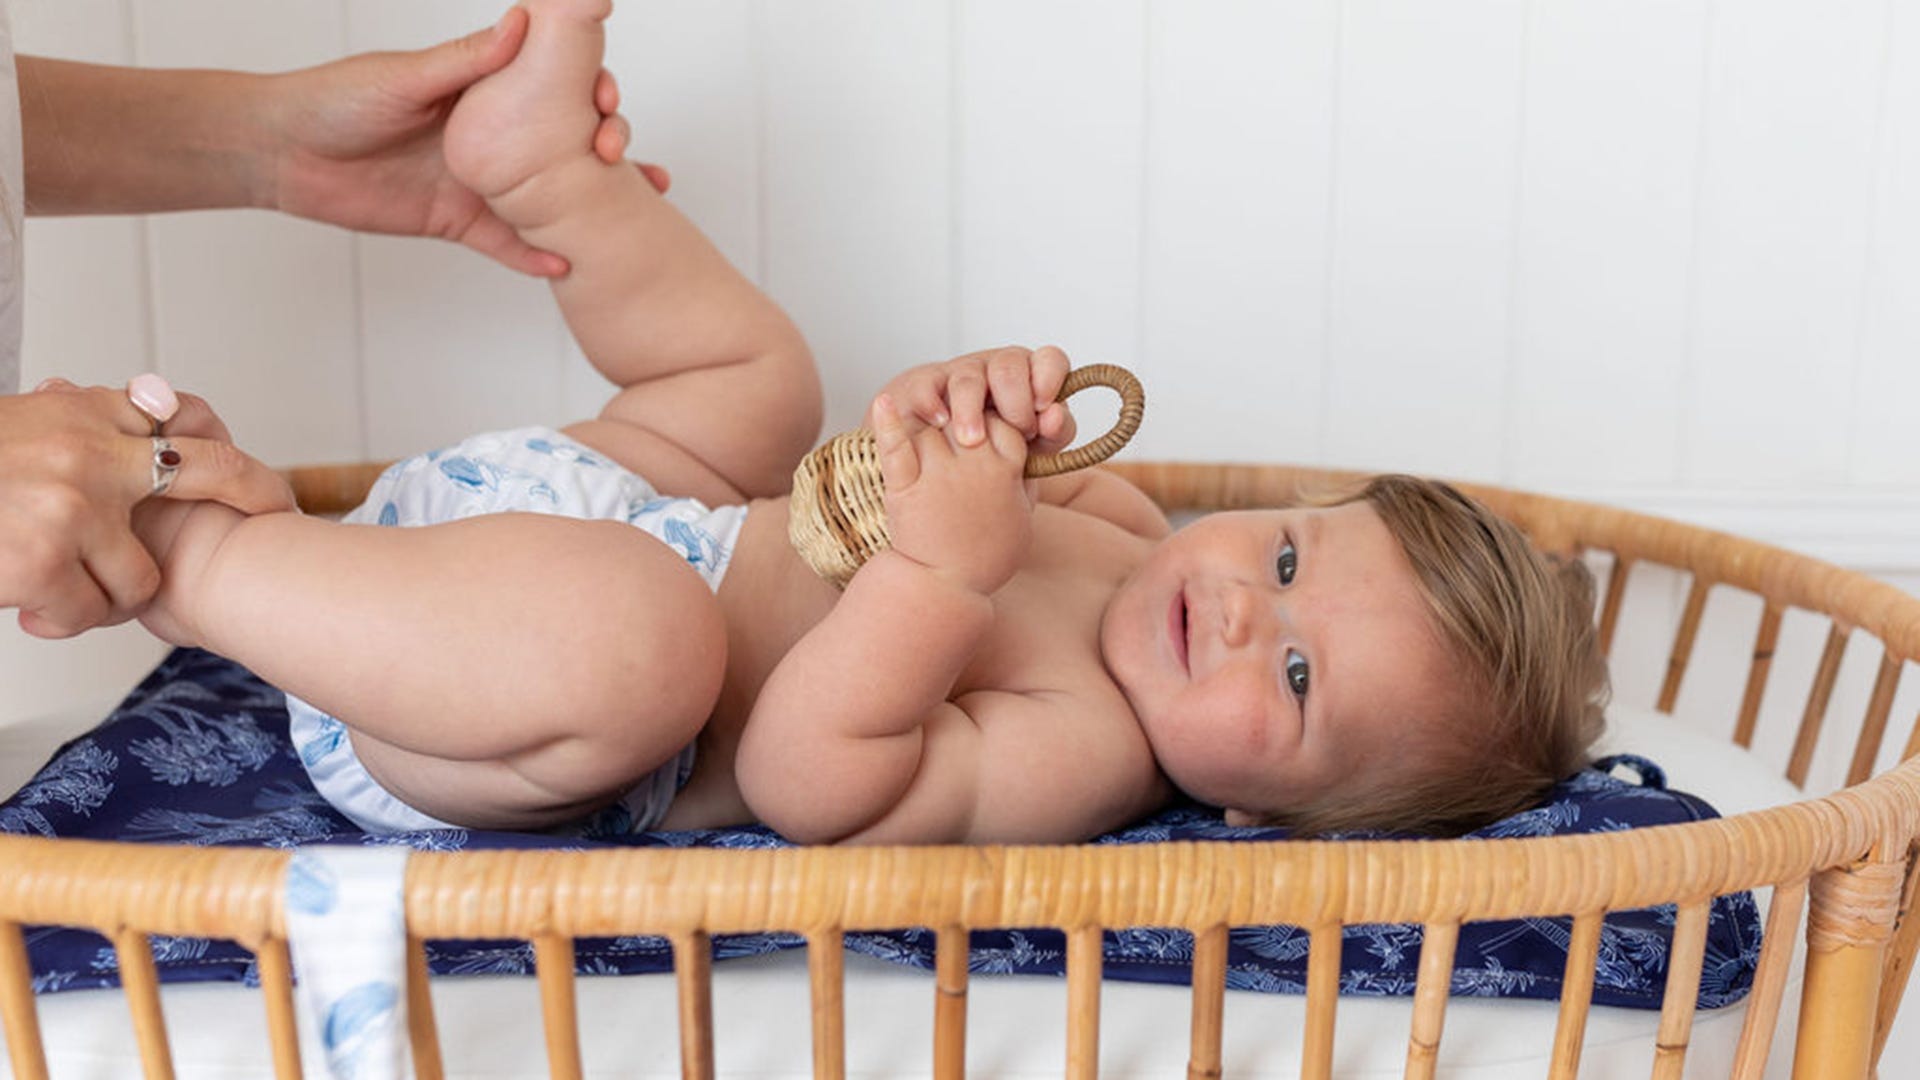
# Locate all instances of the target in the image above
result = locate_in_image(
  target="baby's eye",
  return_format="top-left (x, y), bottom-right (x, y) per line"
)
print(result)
top-left (1275, 542), bottom-right (1298, 586)
top-left (1285, 650), bottom-right (1310, 699)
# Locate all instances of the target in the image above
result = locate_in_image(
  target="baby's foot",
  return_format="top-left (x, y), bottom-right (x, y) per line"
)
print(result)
top-left (129, 498), bottom-right (245, 648)
top-left (445, 0), bottom-right (614, 206)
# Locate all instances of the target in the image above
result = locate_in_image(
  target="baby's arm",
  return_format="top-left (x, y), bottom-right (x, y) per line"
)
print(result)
top-left (734, 396), bottom-right (1033, 843)
top-left (444, 0), bottom-right (817, 502)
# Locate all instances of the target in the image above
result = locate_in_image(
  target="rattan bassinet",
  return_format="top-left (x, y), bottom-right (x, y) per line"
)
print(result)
top-left (1, 461), bottom-right (1916, 1080)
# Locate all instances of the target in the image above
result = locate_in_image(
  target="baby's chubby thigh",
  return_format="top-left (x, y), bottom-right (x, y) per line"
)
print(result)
top-left (353, 512), bottom-right (729, 830)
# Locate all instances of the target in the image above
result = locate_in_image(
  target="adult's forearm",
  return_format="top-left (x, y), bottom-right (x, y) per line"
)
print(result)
top-left (19, 57), bottom-right (270, 215)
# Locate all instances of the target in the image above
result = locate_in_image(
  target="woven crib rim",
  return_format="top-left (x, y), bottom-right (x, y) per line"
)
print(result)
top-left (0, 763), bottom-right (1914, 941)
top-left (3, 458), bottom-right (1913, 946)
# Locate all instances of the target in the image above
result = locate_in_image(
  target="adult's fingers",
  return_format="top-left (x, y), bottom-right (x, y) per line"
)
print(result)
top-left (595, 67), bottom-right (620, 116)
top-left (16, 557), bottom-right (114, 640)
top-left (79, 524), bottom-right (164, 626)
top-left (146, 435), bottom-right (296, 516)
top-left (158, 391), bottom-right (235, 443)
top-left (636, 162), bottom-right (671, 194)
top-left (399, 5), bottom-right (530, 104)
top-left (462, 210), bottom-right (572, 277)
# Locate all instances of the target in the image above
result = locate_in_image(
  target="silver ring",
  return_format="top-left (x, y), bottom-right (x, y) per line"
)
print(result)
top-left (150, 437), bottom-right (182, 497)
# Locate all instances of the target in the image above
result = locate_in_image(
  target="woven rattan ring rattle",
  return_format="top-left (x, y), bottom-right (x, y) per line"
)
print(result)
top-left (789, 363), bottom-right (1145, 588)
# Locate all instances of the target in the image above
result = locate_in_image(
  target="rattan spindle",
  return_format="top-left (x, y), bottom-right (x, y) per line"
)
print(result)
top-left (406, 936), bottom-right (445, 1080)
top-left (1873, 855), bottom-right (1920, 1069)
top-left (1403, 921), bottom-right (1460, 1080)
top-left (808, 929), bottom-right (846, 1080)
top-left (0, 920), bottom-right (49, 1080)
top-left (669, 931), bottom-right (714, 1080)
top-left (1301, 922), bottom-right (1341, 1080)
top-left (111, 927), bottom-right (175, 1080)
top-left (1066, 925), bottom-right (1104, 1080)
top-left (1730, 879), bottom-right (1807, 1080)
top-left (1547, 912), bottom-right (1604, 1080)
top-left (1656, 578), bottom-right (1713, 713)
top-left (1597, 554), bottom-right (1632, 658)
top-left (534, 934), bottom-right (584, 1080)
top-left (1846, 652), bottom-right (1903, 786)
top-left (933, 926), bottom-right (969, 1080)
top-left (253, 936), bottom-right (302, 1080)
top-left (1787, 624), bottom-right (1851, 787)
top-left (283, 461), bottom-right (391, 518)
top-left (1649, 900), bottom-right (1712, 1080)
top-left (1795, 859), bottom-right (1904, 1079)
top-left (1734, 604), bottom-right (1785, 748)
top-left (1186, 924), bottom-right (1228, 1080)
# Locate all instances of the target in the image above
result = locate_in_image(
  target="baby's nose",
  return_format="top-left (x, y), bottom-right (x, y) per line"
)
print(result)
top-left (1219, 586), bottom-right (1276, 648)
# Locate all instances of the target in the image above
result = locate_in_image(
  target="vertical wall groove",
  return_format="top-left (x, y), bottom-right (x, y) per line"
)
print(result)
top-left (340, 4), bottom-right (370, 462)
top-left (1314, 0), bottom-right (1346, 464)
top-left (1128, 1), bottom-right (1144, 378)
top-left (1674, 0), bottom-right (1719, 488)
top-left (1842, 0), bottom-right (1899, 481)
top-left (749, 0), bottom-right (768, 290)
top-left (126, 0), bottom-right (158, 378)
top-left (946, 0), bottom-right (963, 355)
top-left (1497, 0), bottom-right (1535, 485)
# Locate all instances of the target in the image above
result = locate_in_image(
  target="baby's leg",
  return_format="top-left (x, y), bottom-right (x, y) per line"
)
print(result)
top-left (145, 503), bottom-right (725, 828)
top-left (443, 0), bottom-right (612, 210)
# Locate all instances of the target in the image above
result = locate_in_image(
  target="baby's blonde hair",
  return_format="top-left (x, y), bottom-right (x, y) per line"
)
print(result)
top-left (1272, 475), bottom-right (1609, 838)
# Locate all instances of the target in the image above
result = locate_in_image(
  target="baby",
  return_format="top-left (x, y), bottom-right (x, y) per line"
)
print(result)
top-left (131, 0), bottom-right (1607, 845)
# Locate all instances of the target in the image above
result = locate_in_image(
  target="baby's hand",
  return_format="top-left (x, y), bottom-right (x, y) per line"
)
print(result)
top-left (871, 392), bottom-right (1032, 596)
top-left (877, 345), bottom-right (1078, 457)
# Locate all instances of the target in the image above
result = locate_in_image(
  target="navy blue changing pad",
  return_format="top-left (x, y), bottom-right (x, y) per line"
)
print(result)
top-left (4, 649), bottom-right (1760, 1009)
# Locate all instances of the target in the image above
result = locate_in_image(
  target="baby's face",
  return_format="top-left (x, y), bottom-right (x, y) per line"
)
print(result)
top-left (1099, 502), bottom-right (1458, 820)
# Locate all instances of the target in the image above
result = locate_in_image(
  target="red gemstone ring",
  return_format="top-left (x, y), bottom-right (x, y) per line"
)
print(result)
top-left (150, 436), bottom-right (183, 497)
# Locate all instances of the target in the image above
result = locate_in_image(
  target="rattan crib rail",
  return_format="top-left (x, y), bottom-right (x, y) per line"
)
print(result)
top-left (3, 461), bottom-right (1917, 1080)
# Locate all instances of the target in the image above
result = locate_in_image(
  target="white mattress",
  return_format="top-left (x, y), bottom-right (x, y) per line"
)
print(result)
top-left (0, 705), bottom-right (1851, 1078)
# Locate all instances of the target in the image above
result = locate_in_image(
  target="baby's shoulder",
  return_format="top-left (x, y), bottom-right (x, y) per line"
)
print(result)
top-left (1034, 468), bottom-right (1171, 542)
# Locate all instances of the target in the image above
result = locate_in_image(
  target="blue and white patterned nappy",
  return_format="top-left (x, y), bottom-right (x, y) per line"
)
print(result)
top-left (287, 427), bottom-right (742, 835)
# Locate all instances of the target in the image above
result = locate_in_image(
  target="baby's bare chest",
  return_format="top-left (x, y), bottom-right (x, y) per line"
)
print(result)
top-left (954, 506), bottom-right (1145, 700)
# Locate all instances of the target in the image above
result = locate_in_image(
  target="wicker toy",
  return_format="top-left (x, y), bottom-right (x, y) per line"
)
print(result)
top-left (788, 363), bottom-right (1146, 587)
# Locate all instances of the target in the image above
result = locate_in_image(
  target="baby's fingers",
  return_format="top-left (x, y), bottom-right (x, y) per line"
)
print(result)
top-left (871, 394), bottom-right (920, 491)
top-left (946, 365), bottom-right (989, 447)
top-left (1033, 401), bottom-right (1078, 455)
top-left (986, 348), bottom-right (1039, 438)
top-left (898, 377), bottom-right (951, 430)
top-left (1030, 345), bottom-right (1070, 412)
top-left (984, 413), bottom-right (1030, 467)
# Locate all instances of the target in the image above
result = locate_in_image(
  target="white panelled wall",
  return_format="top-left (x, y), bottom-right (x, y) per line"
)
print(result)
top-left (3, 0), bottom-right (1919, 799)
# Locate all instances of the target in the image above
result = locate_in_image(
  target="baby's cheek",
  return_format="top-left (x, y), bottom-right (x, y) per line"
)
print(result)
top-left (1193, 679), bottom-right (1282, 757)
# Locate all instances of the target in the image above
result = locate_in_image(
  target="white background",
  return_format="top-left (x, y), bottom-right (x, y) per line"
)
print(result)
top-left (3, 0), bottom-right (1919, 800)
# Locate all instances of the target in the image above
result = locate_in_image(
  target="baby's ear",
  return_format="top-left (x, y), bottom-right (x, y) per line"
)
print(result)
top-left (1222, 808), bottom-right (1261, 828)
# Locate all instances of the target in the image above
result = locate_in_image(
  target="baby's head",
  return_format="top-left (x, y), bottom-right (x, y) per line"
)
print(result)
top-left (1099, 474), bottom-right (1607, 837)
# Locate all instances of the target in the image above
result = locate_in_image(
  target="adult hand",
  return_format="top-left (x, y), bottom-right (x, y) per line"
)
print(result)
top-left (0, 380), bottom-right (294, 639)
top-left (263, 5), bottom-right (670, 277)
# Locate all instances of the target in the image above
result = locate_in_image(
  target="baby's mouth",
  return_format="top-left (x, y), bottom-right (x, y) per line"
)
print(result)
top-left (1173, 588), bottom-right (1191, 674)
